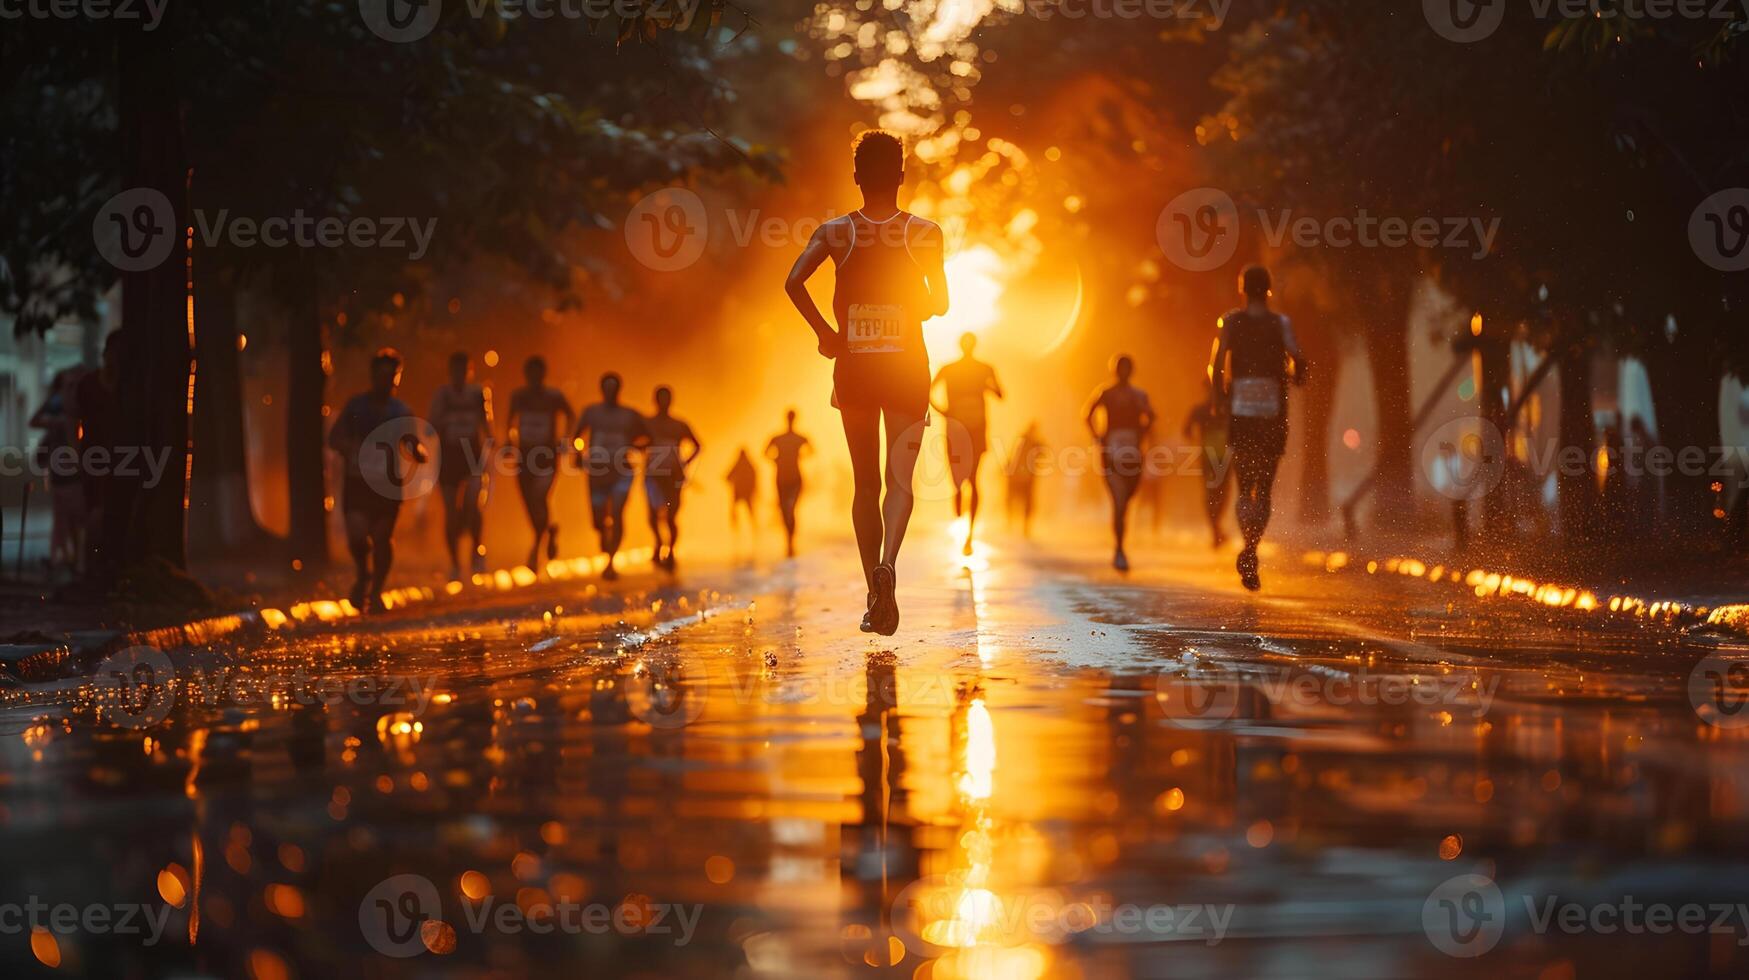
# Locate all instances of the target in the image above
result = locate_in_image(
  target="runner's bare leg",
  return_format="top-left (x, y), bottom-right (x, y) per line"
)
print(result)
top-left (879, 410), bottom-right (925, 568)
top-left (841, 405), bottom-right (883, 589)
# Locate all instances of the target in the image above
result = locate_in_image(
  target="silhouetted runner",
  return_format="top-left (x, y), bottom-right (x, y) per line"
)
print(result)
top-left (1086, 356), bottom-right (1154, 572)
top-left (328, 348), bottom-right (425, 613)
top-left (506, 355), bottom-right (574, 569)
top-left (571, 372), bottom-right (648, 581)
top-left (1182, 387), bottom-right (1231, 549)
top-left (784, 129), bottom-right (949, 636)
top-left (932, 332), bottom-right (1004, 556)
top-left (644, 385), bottom-right (701, 571)
top-left (1209, 265), bottom-right (1307, 591)
top-left (726, 448), bottom-right (758, 529)
top-left (765, 411), bottom-right (812, 558)
top-left (1006, 421), bottom-right (1046, 538)
top-left (429, 351), bottom-right (493, 580)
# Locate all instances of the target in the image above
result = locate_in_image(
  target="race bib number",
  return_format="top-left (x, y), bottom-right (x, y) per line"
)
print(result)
top-left (1231, 377), bottom-right (1282, 419)
top-left (519, 413), bottom-right (553, 447)
top-left (847, 303), bottom-right (906, 354)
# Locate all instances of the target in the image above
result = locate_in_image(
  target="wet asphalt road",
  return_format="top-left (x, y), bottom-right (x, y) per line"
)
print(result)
top-left (2, 519), bottom-right (1748, 979)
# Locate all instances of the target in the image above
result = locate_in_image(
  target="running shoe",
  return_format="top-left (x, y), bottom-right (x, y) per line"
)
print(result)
top-left (1237, 546), bottom-right (1261, 592)
top-left (871, 563), bottom-right (899, 636)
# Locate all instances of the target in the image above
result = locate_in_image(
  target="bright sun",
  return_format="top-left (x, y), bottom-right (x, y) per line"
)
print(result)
top-left (926, 245), bottom-right (1007, 363)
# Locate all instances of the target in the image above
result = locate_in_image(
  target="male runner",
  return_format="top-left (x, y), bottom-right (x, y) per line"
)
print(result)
top-left (506, 355), bottom-right (574, 569)
top-left (726, 449), bottom-right (758, 529)
top-left (1182, 386), bottom-right (1232, 549)
top-left (765, 411), bottom-right (812, 558)
top-left (1086, 356), bottom-right (1155, 572)
top-left (1209, 264), bottom-right (1307, 591)
top-left (328, 349), bottom-right (425, 613)
top-left (785, 129), bottom-right (949, 636)
top-left (644, 385), bottom-right (701, 570)
top-left (429, 351), bottom-right (493, 580)
top-left (1006, 421), bottom-right (1046, 538)
top-left (572, 372), bottom-right (648, 581)
top-left (931, 332), bottom-right (1004, 556)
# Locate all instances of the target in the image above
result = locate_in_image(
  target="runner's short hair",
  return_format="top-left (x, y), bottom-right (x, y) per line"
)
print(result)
top-left (852, 130), bottom-right (904, 180)
top-left (525, 355), bottom-right (546, 374)
top-left (372, 347), bottom-right (403, 370)
top-left (449, 351), bottom-right (469, 368)
top-left (1241, 264), bottom-right (1272, 298)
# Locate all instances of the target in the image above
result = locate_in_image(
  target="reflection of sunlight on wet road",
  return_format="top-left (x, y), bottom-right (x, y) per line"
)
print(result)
top-left (4, 514), bottom-right (1749, 977)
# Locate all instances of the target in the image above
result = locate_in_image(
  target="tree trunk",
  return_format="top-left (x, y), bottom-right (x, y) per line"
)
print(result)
top-left (286, 284), bottom-right (330, 568)
top-left (1554, 330), bottom-right (1598, 546)
top-left (188, 270), bottom-right (269, 557)
top-left (1641, 328), bottom-right (1721, 542)
top-left (1362, 276), bottom-right (1416, 533)
top-left (1476, 331), bottom-right (1513, 543)
top-left (115, 18), bottom-right (189, 571)
top-left (1297, 341), bottom-right (1338, 524)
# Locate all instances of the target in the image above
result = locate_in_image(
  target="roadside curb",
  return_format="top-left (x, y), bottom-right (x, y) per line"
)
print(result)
top-left (1300, 548), bottom-right (1749, 641)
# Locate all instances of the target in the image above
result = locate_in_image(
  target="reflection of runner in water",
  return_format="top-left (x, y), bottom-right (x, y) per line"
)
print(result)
top-left (571, 372), bottom-right (648, 581)
top-left (1182, 387), bottom-right (1231, 549)
top-left (1086, 356), bottom-right (1155, 572)
top-left (327, 349), bottom-right (425, 613)
top-left (726, 449), bottom-right (757, 529)
top-left (643, 386), bottom-right (701, 571)
top-left (429, 351), bottom-right (493, 580)
top-left (784, 130), bottom-right (949, 636)
top-left (1209, 265), bottom-right (1306, 591)
top-left (506, 356), bottom-right (573, 569)
top-left (766, 411), bottom-right (812, 558)
top-left (1006, 421), bottom-right (1046, 538)
top-left (931, 333), bottom-right (1003, 557)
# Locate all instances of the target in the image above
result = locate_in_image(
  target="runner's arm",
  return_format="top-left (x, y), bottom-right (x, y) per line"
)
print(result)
top-left (913, 221), bottom-right (950, 319)
top-left (682, 425), bottom-right (702, 467)
top-left (1282, 316), bottom-right (1309, 385)
top-left (1138, 394), bottom-right (1157, 436)
top-left (1084, 392), bottom-right (1106, 442)
top-left (987, 367), bottom-right (1004, 400)
top-left (326, 404), bottom-right (356, 455)
top-left (785, 225), bottom-right (843, 358)
top-left (929, 369), bottom-right (950, 417)
top-left (1208, 332), bottom-right (1230, 400)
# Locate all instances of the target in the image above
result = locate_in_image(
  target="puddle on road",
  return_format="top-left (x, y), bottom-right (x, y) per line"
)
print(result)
top-left (1, 549), bottom-right (1747, 978)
